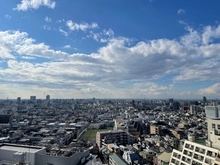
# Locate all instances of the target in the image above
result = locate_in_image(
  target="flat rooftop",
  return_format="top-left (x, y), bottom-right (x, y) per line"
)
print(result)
top-left (0, 144), bottom-right (44, 153)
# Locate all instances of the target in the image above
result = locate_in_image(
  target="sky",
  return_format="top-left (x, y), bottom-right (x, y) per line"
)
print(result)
top-left (0, 0), bottom-right (220, 99)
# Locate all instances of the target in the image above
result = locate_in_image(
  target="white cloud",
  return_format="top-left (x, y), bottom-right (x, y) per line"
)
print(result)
top-left (202, 25), bottom-right (220, 45)
top-left (59, 28), bottom-right (68, 36)
top-left (198, 83), bottom-right (220, 96)
top-left (63, 45), bottom-right (71, 49)
top-left (103, 29), bottom-right (114, 36)
top-left (177, 9), bottom-right (185, 15)
top-left (21, 56), bottom-right (36, 59)
top-left (0, 46), bottom-right (15, 59)
top-left (66, 20), bottom-right (99, 31)
top-left (1, 23), bottom-right (220, 98)
top-left (4, 14), bottom-right (12, 20)
top-left (14, 0), bottom-right (56, 11)
top-left (0, 30), bottom-right (68, 60)
top-left (56, 19), bottom-right (65, 23)
top-left (45, 16), bottom-right (52, 22)
top-left (88, 28), bottom-right (115, 42)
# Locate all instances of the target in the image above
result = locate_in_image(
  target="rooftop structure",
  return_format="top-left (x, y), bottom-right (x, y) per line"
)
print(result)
top-left (0, 143), bottom-right (46, 165)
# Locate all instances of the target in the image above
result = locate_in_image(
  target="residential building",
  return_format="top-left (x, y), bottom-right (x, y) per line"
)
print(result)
top-left (109, 153), bottom-right (128, 165)
top-left (96, 130), bottom-right (130, 148)
top-left (170, 140), bottom-right (220, 165)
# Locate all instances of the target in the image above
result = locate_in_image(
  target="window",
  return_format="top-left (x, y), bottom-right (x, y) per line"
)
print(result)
top-left (212, 124), bottom-right (216, 129)
top-left (218, 124), bottom-right (220, 129)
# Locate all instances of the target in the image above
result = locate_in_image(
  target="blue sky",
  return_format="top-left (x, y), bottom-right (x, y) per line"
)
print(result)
top-left (0, 0), bottom-right (220, 99)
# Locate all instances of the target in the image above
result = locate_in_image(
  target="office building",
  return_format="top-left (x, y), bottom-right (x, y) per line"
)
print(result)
top-left (205, 104), bottom-right (220, 119)
top-left (46, 95), bottom-right (50, 101)
top-left (17, 97), bottom-right (21, 104)
top-left (205, 104), bottom-right (220, 149)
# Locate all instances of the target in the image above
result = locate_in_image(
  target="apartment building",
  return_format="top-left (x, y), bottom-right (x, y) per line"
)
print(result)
top-left (169, 104), bottom-right (220, 165)
top-left (170, 140), bottom-right (220, 165)
top-left (96, 130), bottom-right (130, 148)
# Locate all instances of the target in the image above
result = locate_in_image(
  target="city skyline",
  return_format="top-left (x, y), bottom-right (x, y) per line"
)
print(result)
top-left (0, 0), bottom-right (220, 99)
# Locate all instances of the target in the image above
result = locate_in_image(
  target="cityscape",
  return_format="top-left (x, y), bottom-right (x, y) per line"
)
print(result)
top-left (0, 96), bottom-right (220, 165)
top-left (1, 0), bottom-right (220, 165)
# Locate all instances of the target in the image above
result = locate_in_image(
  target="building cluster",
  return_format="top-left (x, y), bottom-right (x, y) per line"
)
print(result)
top-left (0, 96), bottom-right (219, 165)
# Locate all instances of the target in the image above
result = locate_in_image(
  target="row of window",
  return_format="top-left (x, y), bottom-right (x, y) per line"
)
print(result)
top-left (212, 123), bottom-right (220, 129)
top-left (184, 143), bottom-right (218, 158)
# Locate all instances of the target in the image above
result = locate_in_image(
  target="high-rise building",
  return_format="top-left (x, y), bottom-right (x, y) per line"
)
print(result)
top-left (30, 96), bottom-right (36, 101)
top-left (190, 105), bottom-right (201, 115)
top-left (205, 104), bottom-right (220, 119)
top-left (17, 97), bottom-right (21, 104)
top-left (203, 96), bottom-right (207, 103)
top-left (205, 104), bottom-right (220, 149)
top-left (46, 95), bottom-right (50, 101)
top-left (170, 103), bottom-right (220, 165)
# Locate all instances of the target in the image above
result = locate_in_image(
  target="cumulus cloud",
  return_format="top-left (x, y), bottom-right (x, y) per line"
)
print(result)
top-left (0, 46), bottom-right (15, 59)
top-left (14, 0), bottom-right (56, 11)
top-left (198, 83), bottom-right (220, 96)
top-left (1, 23), bottom-right (220, 98)
top-left (66, 20), bottom-right (99, 31)
top-left (0, 30), bottom-right (68, 60)
top-left (177, 9), bottom-right (185, 15)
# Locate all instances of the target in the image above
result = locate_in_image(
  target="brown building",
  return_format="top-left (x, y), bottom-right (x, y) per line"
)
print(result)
top-left (150, 125), bottom-right (161, 135)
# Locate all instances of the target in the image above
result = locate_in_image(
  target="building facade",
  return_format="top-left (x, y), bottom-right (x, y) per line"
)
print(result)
top-left (170, 140), bottom-right (220, 165)
top-left (96, 130), bottom-right (130, 148)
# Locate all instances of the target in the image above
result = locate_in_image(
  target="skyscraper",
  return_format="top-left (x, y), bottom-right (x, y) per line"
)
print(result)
top-left (17, 97), bottom-right (21, 104)
top-left (46, 95), bottom-right (50, 101)
top-left (203, 96), bottom-right (207, 103)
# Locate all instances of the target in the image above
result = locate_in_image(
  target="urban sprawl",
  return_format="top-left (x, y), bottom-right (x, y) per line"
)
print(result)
top-left (0, 96), bottom-right (219, 165)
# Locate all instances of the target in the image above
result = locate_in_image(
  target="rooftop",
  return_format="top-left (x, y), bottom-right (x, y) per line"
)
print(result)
top-left (0, 144), bottom-right (45, 153)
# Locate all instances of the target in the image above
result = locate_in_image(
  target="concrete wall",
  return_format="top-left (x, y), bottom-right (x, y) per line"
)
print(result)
top-left (0, 149), bottom-right (16, 161)
top-left (0, 149), bottom-right (36, 165)
top-left (35, 149), bottom-right (90, 165)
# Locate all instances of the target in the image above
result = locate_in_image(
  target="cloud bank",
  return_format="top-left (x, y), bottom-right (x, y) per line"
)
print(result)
top-left (1, 24), bottom-right (220, 98)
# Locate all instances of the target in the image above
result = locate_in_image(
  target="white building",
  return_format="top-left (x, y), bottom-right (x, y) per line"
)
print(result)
top-left (0, 143), bottom-right (91, 165)
top-left (170, 140), bottom-right (220, 165)
top-left (170, 103), bottom-right (220, 165)
top-left (0, 143), bottom-right (46, 165)
top-left (205, 104), bottom-right (220, 149)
